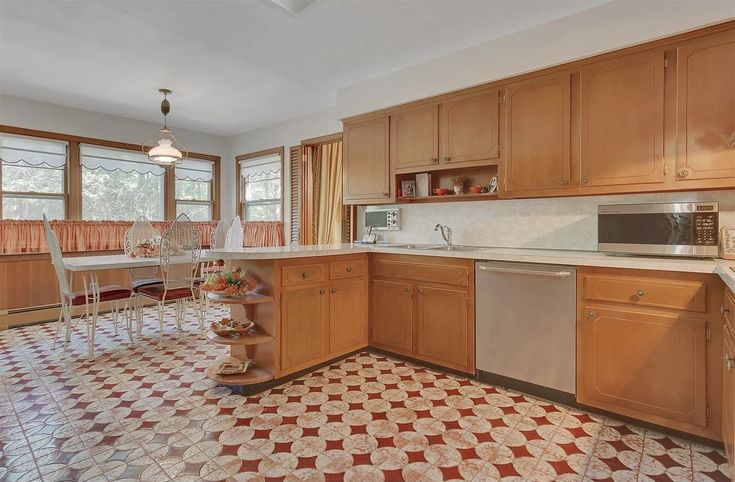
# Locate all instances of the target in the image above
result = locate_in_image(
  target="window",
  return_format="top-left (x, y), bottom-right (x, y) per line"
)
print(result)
top-left (1, 134), bottom-right (67, 220)
top-left (239, 152), bottom-right (282, 222)
top-left (81, 144), bottom-right (165, 220)
top-left (175, 159), bottom-right (214, 221)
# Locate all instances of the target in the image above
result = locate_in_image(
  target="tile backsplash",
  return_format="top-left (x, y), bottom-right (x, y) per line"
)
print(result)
top-left (357, 190), bottom-right (735, 251)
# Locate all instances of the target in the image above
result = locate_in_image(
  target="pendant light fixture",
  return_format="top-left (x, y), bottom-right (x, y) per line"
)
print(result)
top-left (143, 88), bottom-right (188, 167)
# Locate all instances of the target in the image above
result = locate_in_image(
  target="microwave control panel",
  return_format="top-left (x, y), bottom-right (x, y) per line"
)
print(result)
top-left (694, 213), bottom-right (718, 245)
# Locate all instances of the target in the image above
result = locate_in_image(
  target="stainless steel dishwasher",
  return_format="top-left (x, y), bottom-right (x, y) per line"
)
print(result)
top-left (476, 261), bottom-right (577, 403)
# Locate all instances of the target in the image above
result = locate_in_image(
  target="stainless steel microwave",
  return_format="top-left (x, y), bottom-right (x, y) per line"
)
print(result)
top-left (598, 202), bottom-right (719, 257)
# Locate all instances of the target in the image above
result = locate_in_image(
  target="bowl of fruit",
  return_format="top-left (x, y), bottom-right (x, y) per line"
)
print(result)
top-left (200, 266), bottom-right (257, 298)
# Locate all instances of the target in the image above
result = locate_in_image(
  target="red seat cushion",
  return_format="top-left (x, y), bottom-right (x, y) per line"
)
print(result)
top-left (137, 284), bottom-right (193, 302)
top-left (131, 278), bottom-right (164, 292)
top-left (67, 285), bottom-right (132, 306)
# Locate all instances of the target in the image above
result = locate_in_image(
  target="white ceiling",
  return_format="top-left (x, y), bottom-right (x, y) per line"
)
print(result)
top-left (0, 0), bottom-right (608, 136)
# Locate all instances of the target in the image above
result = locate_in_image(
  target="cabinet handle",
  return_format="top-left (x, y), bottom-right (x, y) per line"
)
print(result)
top-left (302, 271), bottom-right (309, 278)
top-left (635, 289), bottom-right (645, 297)
top-left (346, 267), bottom-right (353, 273)
top-left (586, 310), bottom-right (596, 318)
top-left (581, 177), bottom-right (589, 185)
top-left (726, 354), bottom-right (734, 371)
top-left (319, 288), bottom-right (325, 295)
top-left (331, 287), bottom-right (337, 294)
top-left (418, 288), bottom-right (424, 295)
top-left (383, 192), bottom-right (390, 197)
top-left (404, 287), bottom-right (410, 293)
top-left (722, 305), bottom-right (731, 315)
top-left (678, 169), bottom-right (690, 179)
top-left (432, 157), bottom-right (439, 164)
top-left (443, 156), bottom-right (450, 162)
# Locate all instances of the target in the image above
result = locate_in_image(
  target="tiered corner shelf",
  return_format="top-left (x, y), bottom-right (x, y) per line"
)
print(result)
top-left (205, 291), bottom-right (276, 388)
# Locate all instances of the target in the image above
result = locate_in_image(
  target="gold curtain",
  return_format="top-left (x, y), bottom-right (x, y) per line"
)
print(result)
top-left (315, 141), bottom-right (343, 245)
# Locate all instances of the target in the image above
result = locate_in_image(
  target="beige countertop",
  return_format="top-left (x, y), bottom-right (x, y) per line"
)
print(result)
top-left (206, 243), bottom-right (735, 292)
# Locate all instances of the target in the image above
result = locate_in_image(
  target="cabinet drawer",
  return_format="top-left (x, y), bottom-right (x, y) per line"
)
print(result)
top-left (282, 263), bottom-right (327, 286)
top-left (330, 259), bottom-right (365, 280)
top-left (725, 289), bottom-right (735, 333)
top-left (584, 274), bottom-right (707, 312)
top-left (373, 259), bottom-right (469, 287)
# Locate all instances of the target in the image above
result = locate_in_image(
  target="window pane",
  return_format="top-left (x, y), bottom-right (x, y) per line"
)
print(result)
top-left (82, 168), bottom-right (164, 220)
top-left (2, 195), bottom-right (64, 220)
top-left (244, 177), bottom-right (280, 202)
top-left (2, 164), bottom-right (64, 194)
top-left (244, 202), bottom-right (281, 222)
top-left (177, 202), bottom-right (211, 221)
top-left (176, 179), bottom-right (210, 201)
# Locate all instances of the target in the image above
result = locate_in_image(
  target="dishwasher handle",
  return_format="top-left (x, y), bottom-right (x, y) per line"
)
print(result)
top-left (477, 264), bottom-right (572, 278)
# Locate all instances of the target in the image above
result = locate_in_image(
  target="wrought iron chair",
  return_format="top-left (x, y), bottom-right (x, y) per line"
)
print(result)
top-left (123, 216), bottom-right (162, 335)
top-left (197, 217), bottom-right (230, 318)
top-left (43, 215), bottom-right (133, 359)
top-left (136, 213), bottom-right (203, 346)
top-left (224, 215), bottom-right (243, 250)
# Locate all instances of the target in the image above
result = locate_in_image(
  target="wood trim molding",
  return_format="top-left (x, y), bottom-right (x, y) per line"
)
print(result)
top-left (235, 146), bottom-right (285, 221)
top-left (301, 132), bottom-right (342, 147)
top-left (0, 125), bottom-right (222, 221)
top-left (340, 20), bottom-right (735, 123)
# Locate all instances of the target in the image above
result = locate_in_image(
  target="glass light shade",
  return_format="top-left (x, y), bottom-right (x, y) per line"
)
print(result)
top-left (148, 138), bottom-right (183, 166)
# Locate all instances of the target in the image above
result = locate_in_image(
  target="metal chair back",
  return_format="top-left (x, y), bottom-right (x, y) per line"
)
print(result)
top-left (124, 216), bottom-right (160, 280)
top-left (43, 215), bottom-right (71, 299)
top-left (225, 216), bottom-right (243, 250)
top-left (210, 217), bottom-right (230, 249)
top-left (160, 213), bottom-right (201, 292)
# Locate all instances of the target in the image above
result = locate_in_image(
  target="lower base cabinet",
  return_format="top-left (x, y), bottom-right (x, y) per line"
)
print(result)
top-left (329, 278), bottom-right (367, 354)
top-left (280, 285), bottom-right (329, 373)
top-left (722, 328), bottom-right (734, 468)
top-left (370, 254), bottom-right (475, 374)
top-left (577, 267), bottom-right (724, 441)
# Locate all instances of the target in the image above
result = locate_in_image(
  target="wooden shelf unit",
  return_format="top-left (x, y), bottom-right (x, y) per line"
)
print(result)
top-left (206, 330), bottom-right (273, 346)
top-left (205, 356), bottom-right (274, 385)
top-left (206, 292), bottom-right (274, 305)
top-left (397, 192), bottom-right (499, 203)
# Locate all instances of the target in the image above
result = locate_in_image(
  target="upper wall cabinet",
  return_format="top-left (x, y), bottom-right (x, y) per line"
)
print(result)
top-left (675, 30), bottom-right (735, 182)
top-left (502, 72), bottom-right (571, 195)
top-left (579, 51), bottom-right (666, 187)
top-left (440, 89), bottom-right (500, 167)
top-left (343, 116), bottom-right (393, 204)
top-left (390, 103), bottom-right (439, 171)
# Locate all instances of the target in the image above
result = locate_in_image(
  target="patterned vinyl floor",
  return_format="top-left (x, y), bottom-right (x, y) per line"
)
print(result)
top-left (0, 304), bottom-right (730, 481)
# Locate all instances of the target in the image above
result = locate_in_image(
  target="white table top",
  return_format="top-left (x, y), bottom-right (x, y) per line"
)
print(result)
top-left (62, 251), bottom-right (216, 271)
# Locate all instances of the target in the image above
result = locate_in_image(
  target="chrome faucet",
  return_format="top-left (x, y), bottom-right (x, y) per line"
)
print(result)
top-left (434, 224), bottom-right (453, 247)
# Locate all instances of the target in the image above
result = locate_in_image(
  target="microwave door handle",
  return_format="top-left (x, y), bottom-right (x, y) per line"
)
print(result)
top-left (477, 265), bottom-right (572, 278)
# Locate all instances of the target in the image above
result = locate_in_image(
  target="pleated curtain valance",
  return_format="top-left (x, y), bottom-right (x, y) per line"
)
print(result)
top-left (0, 220), bottom-right (285, 254)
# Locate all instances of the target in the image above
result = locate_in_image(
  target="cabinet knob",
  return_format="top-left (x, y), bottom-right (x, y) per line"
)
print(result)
top-left (722, 305), bottom-right (731, 315)
top-left (443, 156), bottom-right (450, 162)
top-left (432, 157), bottom-right (439, 164)
top-left (558, 178), bottom-right (569, 185)
top-left (581, 177), bottom-right (589, 185)
top-left (586, 310), bottom-right (596, 318)
top-left (678, 169), bottom-right (690, 179)
top-left (302, 271), bottom-right (309, 278)
top-left (635, 289), bottom-right (645, 297)
top-left (404, 287), bottom-right (410, 293)
top-left (726, 354), bottom-right (734, 371)
top-left (346, 267), bottom-right (353, 273)
top-left (418, 288), bottom-right (424, 295)
top-left (319, 288), bottom-right (325, 295)
top-left (383, 192), bottom-right (390, 197)
top-left (331, 287), bottom-right (337, 294)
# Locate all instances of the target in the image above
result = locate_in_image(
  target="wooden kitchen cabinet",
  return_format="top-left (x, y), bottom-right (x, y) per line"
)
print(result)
top-left (370, 254), bottom-right (475, 373)
top-left (439, 89), bottom-right (500, 167)
top-left (502, 71), bottom-right (572, 195)
top-left (579, 51), bottom-right (665, 187)
top-left (370, 279), bottom-right (413, 353)
top-left (675, 29), bottom-right (735, 183)
top-left (390, 103), bottom-right (439, 171)
top-left (329, 278), bottom-right (367, 354)
top-left (577, 267), bottom-right (725, 440)
top-left (343, 116), bottom-right (392, 204)
top-left (722, 325), bottom-right (735, 469)
top-left (280, 284), bottom-right (329, 373)
top-left (416, 285), bottom-right (469, 371)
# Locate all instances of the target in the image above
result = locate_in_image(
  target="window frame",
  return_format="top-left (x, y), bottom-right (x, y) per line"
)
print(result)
top-left (0, 134), bottom-right (69, 220)
top-left (235, 146), bottom-right (284, 222)
top-left (0, 125), bottom-right (220, 221)
top-left (174, 159), bottom-right (215, 221)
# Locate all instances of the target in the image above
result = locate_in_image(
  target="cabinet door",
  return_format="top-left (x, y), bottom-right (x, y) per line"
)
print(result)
top-left (722, 331), bottom-right (735, 466)
top-left (676, 30), bottom-right (735, 182)
top-left (440, 89), bottom-right (500, 166)
top-left (370, 279), bottom-right (413, 353)
top-left (580, 51), bottom-right (665, 187)
top-left (416, 285), bottom-right (469, 371)
top-left (329, 278), bottom-right (367, 354)
top-left (578, 305), bottom-right (708, 428)
top-left (343, 116), bottom-right (393, 204)
top-left (390, 103), bottom-right (439, 171)
top-left (503, 72), bottom-right (571, 194)
top-left (281, 285), bottom-right (329, 372)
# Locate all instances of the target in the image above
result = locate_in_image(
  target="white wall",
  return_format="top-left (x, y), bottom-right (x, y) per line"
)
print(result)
top-left (356, 191), bottom-right (735, 251)
top-left (0, 94), bottom-right (235, 217)
top-left (337, 0), bottom-right (735, 118)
